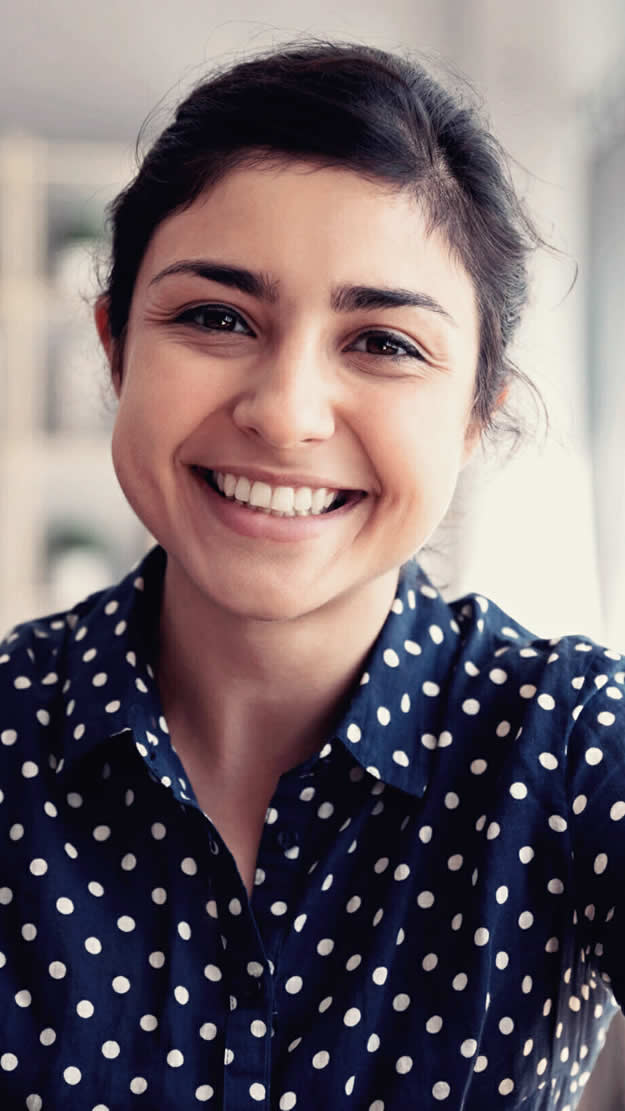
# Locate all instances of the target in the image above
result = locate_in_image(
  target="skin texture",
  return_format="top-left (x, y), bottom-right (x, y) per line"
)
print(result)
top-left (95, 160), bottom-right (482, 818)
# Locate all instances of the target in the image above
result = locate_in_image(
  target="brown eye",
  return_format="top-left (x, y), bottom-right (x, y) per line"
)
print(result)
top-left (175, 305), bottom-right (253, 334)
top-left (351, 331), bottom-right (425, 362)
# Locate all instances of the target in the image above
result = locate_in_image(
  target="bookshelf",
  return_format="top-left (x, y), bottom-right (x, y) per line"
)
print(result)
top-left (0, 135), bottom-right (149, 632)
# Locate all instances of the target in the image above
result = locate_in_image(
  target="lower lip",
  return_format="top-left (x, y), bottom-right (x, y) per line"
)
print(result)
top-left (191, 470), bottom-right (368, 543)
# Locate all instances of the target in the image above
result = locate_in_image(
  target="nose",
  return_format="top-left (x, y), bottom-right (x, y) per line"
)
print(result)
top-left (231, 337), bottom-right (336, 450)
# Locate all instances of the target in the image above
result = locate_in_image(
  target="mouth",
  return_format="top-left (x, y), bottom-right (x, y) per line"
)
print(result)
top-left (192, 467), bottom-right (367, 517)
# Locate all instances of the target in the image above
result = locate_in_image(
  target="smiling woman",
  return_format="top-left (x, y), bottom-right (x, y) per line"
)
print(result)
top-left (0, 38), bottom-right (623, 1111)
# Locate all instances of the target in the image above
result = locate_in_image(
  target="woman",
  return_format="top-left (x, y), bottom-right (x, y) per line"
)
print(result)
top-left (1, 39), bottom-right (623, 1110)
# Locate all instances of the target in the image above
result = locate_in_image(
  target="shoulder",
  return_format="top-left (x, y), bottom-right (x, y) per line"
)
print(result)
top-left (442, 582), bottom-right (624, 748)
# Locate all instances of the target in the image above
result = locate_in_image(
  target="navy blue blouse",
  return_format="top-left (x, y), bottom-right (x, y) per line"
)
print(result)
top-left (1, 544), bottom-right (625, 1110)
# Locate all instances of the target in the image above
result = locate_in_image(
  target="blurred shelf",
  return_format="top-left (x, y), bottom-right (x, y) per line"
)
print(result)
top-left (0, 133), bottom-right (148, 632)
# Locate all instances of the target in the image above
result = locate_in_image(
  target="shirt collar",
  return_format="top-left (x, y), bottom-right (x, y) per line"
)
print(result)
top-left (58, 547), bottom-right (459, 800)
top-left (331, 560), bottom-right (461, 797)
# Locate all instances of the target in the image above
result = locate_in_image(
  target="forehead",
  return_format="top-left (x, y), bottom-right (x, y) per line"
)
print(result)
top-left (137, 159), bottom-right (478, 336)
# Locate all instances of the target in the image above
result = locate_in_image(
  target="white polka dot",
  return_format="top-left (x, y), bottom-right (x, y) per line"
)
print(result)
top-left (346, 723), bottom-right (361, 743)
top-left (393, 749), bottom-right (409, 767)
top-left (93, 825), bottom-right (111, 842)
top-left (499, 1079), bottom-right (515, 1096)
top-left (598, 711), bottom-right (615, 726)
top-left (112, 976), bottom-right (130, 993)
top-left (519, 846), bottom-right (534, 863)
top-left (85, 936), bottom-right (102, 954)
top-left (372, 966), bottom-right (388, 985)
top-left (520, 684), bottom-right (536, 699)
top-left (140, 1014), bottom-right (158, 1031)
top-left (174, 986), bottom-right (189, 1005)
top-left (102, 1041), bottom-right (120, 1058)
top-left (396, 1056), bottom-right (413, 1074)
top-left (167, 1049), bottom-right (184, 1067)
top-left (499, 1016), bottom-right (514, 1034)
top-left (39, 1028), bottom-right (56, 1046)
top-left (462, 699), bottom-right (480, 715)
top-left (519, 911), bottom-right (534, 929)
top-left (271, 901), bottom-right (287, 916)
top-left (423, 681), bottom-right (440, 697)
top-left (344, 1007), bottom-right (361, 1026)
top-left (196, 1084), bottom-right (214, 1101)
top-left (427, 1015), bottom-right (443, 1033)
top-left (49, 961), bottom-right (66, 979)
top-left (312, 1051), bottom-right (330, 1069)
top-left (286, 976), bottom-right (303, 994)
top-left (453, 973), bottom-right (468, 991)
top-left (204, 965), bottom-right (222, 982)
top-left (418, 890), bottom-right (435, 908)
top-left (130, 1077), bottom-right (148, 1094)
top-left (474, 1056), bottom-right (488, 1072)
top-left (279, 1095), bottom-right (297, 1109)
top-left (393, 994), bottom-right (410, 1012)
top-left (461, 1039), bottom-right (477, 1057)
top-left (63, 1066), bottom-right (81, 1084)
top-left (151, 822), bottom-right (167, 839)
top-left (423, 953), bottom-right (438, 971)
top-left (510, 782), bottom-right (528, 799)
top-left (474, 928), bottom-right (489, 946)
top-left (56, 897), bottom-right (74, 915)
top-left (538, 693), bottom-right (555, 710)
top-left (611, 801), bottom-right (625, 821)
top-left (200, 1022), bottom-right (217, 1040)
top-left (594, 853), bottom-right (608, 875)
top-left (433, 1081), bottom-right (450, 1100)
top-left (317, 938), bottom-right (335, 955)
top-left (548, 878), bottom-right (564, 894)
top-left (496, 886), bottom-right (509, 904)
top-left (548, 815), bottom-right (567, 833)
top-left (22, 761), bottom-right (38, 778)
top-left (585, 747), bottom-right (604, 766)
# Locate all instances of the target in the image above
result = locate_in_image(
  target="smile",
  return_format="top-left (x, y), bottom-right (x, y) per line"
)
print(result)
top-left (194, 468), bottom-right (363, 518)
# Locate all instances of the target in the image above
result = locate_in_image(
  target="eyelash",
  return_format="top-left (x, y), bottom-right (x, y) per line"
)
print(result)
top-left (173, 304), bottom-right (427, 365)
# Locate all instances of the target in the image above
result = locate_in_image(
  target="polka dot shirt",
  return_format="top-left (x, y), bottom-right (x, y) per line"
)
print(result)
top-left (1, 545), bottom-right (624, 1109)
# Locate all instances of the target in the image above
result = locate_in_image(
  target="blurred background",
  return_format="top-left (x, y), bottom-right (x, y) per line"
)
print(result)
top-left (1, 1), bottom-right (625, 1103)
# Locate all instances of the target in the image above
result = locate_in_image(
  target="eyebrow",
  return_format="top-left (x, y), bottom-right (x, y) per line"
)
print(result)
top-left (149, 259), bottom-right (458, 327)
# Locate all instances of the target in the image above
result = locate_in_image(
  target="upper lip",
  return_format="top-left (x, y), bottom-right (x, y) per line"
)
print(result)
top-left (192, 464), bottom-right (367, 493)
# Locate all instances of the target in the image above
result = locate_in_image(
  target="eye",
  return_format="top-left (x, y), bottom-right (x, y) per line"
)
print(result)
top-left (350, 330), bottom-right (426, 363)
top-left (174, 304), bottom-right (254, 334)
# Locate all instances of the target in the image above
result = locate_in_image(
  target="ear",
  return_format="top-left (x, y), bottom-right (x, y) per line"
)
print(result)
top-left (461, 418), bottom-right (482, 469)
top-left (94, 295), bottom-right (122, 397)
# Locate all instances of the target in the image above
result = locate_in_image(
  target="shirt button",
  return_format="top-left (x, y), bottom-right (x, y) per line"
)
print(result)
top-left (277, 831), bottom-right (300, 850)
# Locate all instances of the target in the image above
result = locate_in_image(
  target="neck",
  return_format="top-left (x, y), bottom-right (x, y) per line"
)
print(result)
top-left (157, 559), bottom-right (400, 780)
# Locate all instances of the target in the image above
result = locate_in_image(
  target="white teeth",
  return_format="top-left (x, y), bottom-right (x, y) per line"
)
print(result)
top-left (311, 489), bottom-right (327, 514)
top-left (212, 471), bottom-right (341, 517)
top-left (293, 487), bottom-right (313, 514)
top-left (234, 476), bottom-right (251, 502)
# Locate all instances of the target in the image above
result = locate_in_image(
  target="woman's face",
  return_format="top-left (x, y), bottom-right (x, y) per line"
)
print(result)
top-left (99, 160), bottom-right (481, 622)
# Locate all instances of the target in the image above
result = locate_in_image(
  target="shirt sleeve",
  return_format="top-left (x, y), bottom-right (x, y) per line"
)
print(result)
top-left (566, 645), bottom-right (625, 1008)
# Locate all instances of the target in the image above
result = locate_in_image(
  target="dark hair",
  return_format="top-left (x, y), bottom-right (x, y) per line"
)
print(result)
top-left (102, 38), bottom-right (548, 449)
